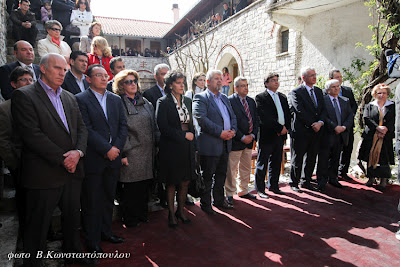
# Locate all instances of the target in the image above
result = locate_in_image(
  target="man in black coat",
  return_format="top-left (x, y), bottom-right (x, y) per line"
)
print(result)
top-left (329, 69), bottom-right (358, 180)
top-left (106, 57), bottom-right (126, 92)
top-left (222, 3), bottom-right (231, 20)
top-left (76, 64), bottom-right (128, 253)
top-left (316, 79), bottom-right (354, 191)
top-left (225, 77), bottom-right (258, 204)
top-left (10, 0), bottom-right (38, 47)
top-left (62, 51), bottom-right (89, 95)
top-left (0, 41), bottom-right (40, 100)
top-left (255, 73), bottom-right (291, 197)
top-left (288, 67), bottom-right (326, 193)
top-left (143, 63), bottom-right (170, 107)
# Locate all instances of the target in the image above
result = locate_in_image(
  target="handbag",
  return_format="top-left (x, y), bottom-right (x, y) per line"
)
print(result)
top-left (367, 165), bottom-right (391, 178)
top-left (188, 155), bottom-right (206, 198)
top-left (65, 24), bottom-right (80, 36)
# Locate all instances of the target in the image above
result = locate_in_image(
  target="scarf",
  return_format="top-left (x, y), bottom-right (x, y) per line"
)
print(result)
top-left (368, 107), bottom-right (384, 168)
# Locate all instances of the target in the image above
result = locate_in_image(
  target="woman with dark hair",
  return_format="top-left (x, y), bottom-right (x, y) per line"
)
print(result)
top-left (79, 21), bottom-right (101, 53)
top-left (156, 70), bottom-right (195, 228)
top-left (222, 67), bottom-right (232, 95)
top-left (113, 69), bottom-right (157, 227)
top-left (70, 0), bottom-right (93, 38)
top-left (185, 72), bottom-right (206, 100)
top-left (358, 83), bottom-right (395, 190)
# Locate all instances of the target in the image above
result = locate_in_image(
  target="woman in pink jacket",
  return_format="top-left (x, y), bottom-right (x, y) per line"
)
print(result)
top-left (222, 67), bottom-right (232, 95)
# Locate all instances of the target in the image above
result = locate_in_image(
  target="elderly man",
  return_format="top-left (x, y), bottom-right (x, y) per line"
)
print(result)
top-left (76, 64), bottom-right (128, 253)
top-left (288, 67), bottom-right (326, 193)
top-left (225, 76), bottom-right (258, 204)
top-left (328, 69), bottom-right (358, 180)
top-left (11, 53), bottom-right (89, 266)
top-left (143, 63), bottom-right (170, 107)
top-left (10, 0), bottom-right (38, 47)
top-left (193, 69), bottom-right (237, 214)
top-left (255, 73), bottom-right (291, 197)
top-left (316, 79), bottom-right (354, 191)
top-left (0, 40), bottom-right (40, 100)
top-left (62, 51), bottom-right (89, 95)
top-left (107, 57), bottom-right (126, 92)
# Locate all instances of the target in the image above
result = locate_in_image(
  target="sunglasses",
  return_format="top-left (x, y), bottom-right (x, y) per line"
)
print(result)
top-left (50, 27), bottom-right (61, 32)
top-left (124, 79), bottom-right (138, 85)
top-left (79, 1), bottom-right (86, 4)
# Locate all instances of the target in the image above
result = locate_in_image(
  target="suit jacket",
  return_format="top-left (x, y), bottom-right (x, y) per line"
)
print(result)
top-left (61, 70), bottom-right (89, 95)
top-left (321, 95), bottom-right (354, 146)
top-left (341, 85), bottom-right (357, 115)
top-left (228, 93), bottom-right (259, 150)
top-left (106, 79), bottom-right (114, 92)
top-left (143, 84), bottom-right (163, 108)
top-left (193, 90), bottom-right (237, 156)
top-left (256, 89), bottom-right (291, 144)
top-left (0, 62), bottom-right (40, 100)
top-left (288, 84), bottom-right (326, 138)
top-left (76, 89), bottom-right (128, 173)
top-left (11, 82), bottom-right (88, 189)
top-left (0, 100), bottom-right (21, 170)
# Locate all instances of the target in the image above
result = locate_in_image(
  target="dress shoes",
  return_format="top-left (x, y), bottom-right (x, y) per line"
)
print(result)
top-left (101, 234), bottom-right (125, 244)
top-left (270, 188), bottom-right (285, 195)
top-left (239, 193), bottom-right (257, 199)
top-left (317, 183), bottom-right (326, 192)
top-left (201, 205), bottom-right (216, 215)
top-left (226, 196), bottom-right (234, 205)
top-left (87, 244), bottom-right (103, 253)
top-left (214, 202), bottom-right (234, 210)
top-left (257, 191), bottom-right (269, 199)
top-left (329, 179), bottom-right (344, 188)
top-left (290, 186), bottom-right (303, 193)
top-left (340, 174), bottom-right (353, 181)
top-left (175, 211), bottom-right (191, 224)
top-left (301, 183), bottom-right (316, 191)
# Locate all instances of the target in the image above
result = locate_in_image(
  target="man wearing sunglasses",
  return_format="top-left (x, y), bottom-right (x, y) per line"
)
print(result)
top-left (76, 64), bottom-right (128, 254)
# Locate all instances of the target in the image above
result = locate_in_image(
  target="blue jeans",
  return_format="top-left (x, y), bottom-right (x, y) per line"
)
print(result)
top-left (222, 85), bottom-right (230, 95)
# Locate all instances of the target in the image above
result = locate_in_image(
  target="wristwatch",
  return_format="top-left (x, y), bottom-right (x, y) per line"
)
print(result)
top-left (77, 150), bottom-right (84, 158)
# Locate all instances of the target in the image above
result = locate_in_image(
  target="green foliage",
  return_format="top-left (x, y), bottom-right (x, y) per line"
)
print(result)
top-left (315, 75), bottom-right (327, 90)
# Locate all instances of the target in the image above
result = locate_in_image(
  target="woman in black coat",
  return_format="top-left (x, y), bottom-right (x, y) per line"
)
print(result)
top-left (156, 70), bottom-right (195, 228)
top-left (358, 83), bottom-right (395, 190)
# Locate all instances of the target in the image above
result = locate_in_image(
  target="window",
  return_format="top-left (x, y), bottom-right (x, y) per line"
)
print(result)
top-left (150, 41), bottom-right (161, 51)
top-left (125, 39), bottom-right (141, 53)
top-left (281, 29), bottom-right (289, 53)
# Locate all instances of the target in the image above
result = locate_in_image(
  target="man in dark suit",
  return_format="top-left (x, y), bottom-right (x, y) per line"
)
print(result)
top-left (316, 79), bottom-right (354, 191)
top-left (106, 57), bottom-right (125, 92)
top-left (329, 69), bottom-right (358, 181)
top-left (61, 51), bottom-right (89, 95)
top-left (225, 76), bottom-right (258, 204)
top-left (11, 53), bottom-right (89, 266)
top-left (193, 69), bottom-right (237, 214)
top-left (255, 73), bottom-right (291, 197)
top-left (76, 64), bottom-right (128, 253)
top-left (143, 63), bottom-right (170, 107)
top-left (0, 40), bottom-right (40, 100)
top-left (288, 67), bottom-right (326, 193)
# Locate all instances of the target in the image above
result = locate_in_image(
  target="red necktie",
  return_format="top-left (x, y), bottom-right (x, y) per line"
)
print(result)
top-left (242, 98), bottom-right (253, 133)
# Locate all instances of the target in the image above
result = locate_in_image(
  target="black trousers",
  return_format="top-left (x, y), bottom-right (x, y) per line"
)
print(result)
top-left (23, 178), bottom-right (82, 267)
top-left (290, 133), bottom-right (321, 187)
top-left (81, 167), bottom-right (119, 248)
top-left (120, 179), bottom-right (151, 226)
top-left (339, 131), bottom-right (354, 175)
top-left (10, 168), bottom-right (25, 238)
top-left (255, 138), bottom-right (284, 192)
top-left (317, 135), bottom-right (343, 186)
top-left (200, 148), bottom-right (229, 207)
top-left (12, 25), bottom-right (38, 47)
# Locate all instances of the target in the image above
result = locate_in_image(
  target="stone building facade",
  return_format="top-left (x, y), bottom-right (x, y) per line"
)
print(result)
top-left (0, 0), bottom-right (7, 66)
top-left (167, 0), bottom-right (375, 97)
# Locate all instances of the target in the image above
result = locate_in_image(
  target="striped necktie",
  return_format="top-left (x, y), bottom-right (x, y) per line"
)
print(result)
top-left (241, 97), bottom-right (253, 133)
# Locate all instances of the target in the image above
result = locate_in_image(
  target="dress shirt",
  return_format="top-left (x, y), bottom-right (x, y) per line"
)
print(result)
top-left (39, 79), bottom-right (69, 132)
top-left (266, 88), bottom-right (285, 125)
top-left (19, 61), bottom-right (37, 81)
top-left (157, 83), bottom-right (166, 97)
top-left (208, 88), bottom-right (231, 131)
top-left (304, 83), bottom-right (318, 106)
top-left (90, 88), bottom-right (108, 119)
top-left (70, 70), bottom-right (87, 93)
top-left (238, 94), bottom-right (255, 140)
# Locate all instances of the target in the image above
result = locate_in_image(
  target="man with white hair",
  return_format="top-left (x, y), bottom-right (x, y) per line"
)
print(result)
top-left (143, 63), bottom-right (170, 107)
top-left (316, 79), bottom-right (354, 192)
top-left (193, 69), bottom-right (237, 214)
top-left (288, 67), bottom-right (325, 193)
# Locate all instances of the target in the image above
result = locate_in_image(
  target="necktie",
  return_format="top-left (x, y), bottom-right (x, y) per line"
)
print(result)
top-left (310, 88), bottom-right (317, 108)
top-left (27, 65), bottom-right (37, 81)
top-left (333, 98), bottom-right (341, 125)
top-left (241, 98), bottom-right (253, 133)
top-left (273, 93), bottom-right (285, 125)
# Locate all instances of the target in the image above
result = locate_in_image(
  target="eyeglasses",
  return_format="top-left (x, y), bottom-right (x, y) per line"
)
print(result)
top-left (17, 77), bottom-right (33, 83)
top-left (92, 74), bottom-right (110, 79)
top-left (50, 27), bottom-right (61, 32)
top-left (124, 79), bottom-right (138, 85)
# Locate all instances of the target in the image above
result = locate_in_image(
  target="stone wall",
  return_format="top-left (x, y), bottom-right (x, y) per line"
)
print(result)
top-left (0, 0), bottom-right (7, 66)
